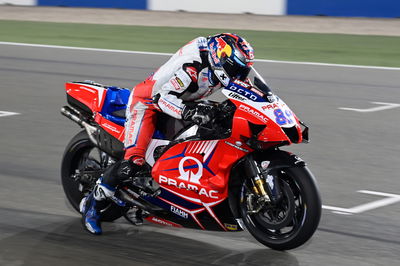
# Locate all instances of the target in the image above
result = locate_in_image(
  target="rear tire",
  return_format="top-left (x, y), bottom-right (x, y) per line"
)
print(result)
top-left (240, 166), bottom-right (321, 250)
top-left (61, 130), bottom-right (123, 222)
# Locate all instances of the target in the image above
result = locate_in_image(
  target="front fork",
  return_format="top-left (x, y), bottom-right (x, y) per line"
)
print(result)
top-left (244, 155), bottom-right (282, 212)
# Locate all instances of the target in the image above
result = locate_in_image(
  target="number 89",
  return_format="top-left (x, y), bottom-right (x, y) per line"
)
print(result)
top-left (274, 109), bottom-right (293, 125)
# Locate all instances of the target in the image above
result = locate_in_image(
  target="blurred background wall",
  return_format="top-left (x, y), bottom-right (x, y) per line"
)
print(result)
top-left (286, 0), bottom-right (400, 18)
top-left (1, 0), bottom-right (399, 18)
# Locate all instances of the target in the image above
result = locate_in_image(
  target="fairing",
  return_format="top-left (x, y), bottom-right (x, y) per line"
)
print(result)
top-left (222, 67), bottom-right (304, 144)
top-left (65, 82), bottom-right (129, 140)
top-left (64, 70), bottom-right (307, 231)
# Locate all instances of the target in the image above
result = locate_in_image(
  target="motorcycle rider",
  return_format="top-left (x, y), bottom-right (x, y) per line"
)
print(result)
top-left (80, 33), bottom-right (255, 235)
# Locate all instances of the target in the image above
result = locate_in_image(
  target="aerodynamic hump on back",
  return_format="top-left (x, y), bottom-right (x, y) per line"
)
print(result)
top-left (65, 81), bottom-right (108, 114)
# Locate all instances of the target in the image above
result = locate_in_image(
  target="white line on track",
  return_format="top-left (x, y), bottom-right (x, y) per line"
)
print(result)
top-left (338, 102), bottom-right (400, 113)
top-left (323, 190), bottom-right (400, 215)
top-left (0, 111), bottom-right (20, 117)
top-left (1, 41), bottom-right (400, 71)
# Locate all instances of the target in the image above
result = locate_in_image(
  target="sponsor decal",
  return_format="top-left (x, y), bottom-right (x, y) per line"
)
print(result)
top-left (214, 69), bottom-right (229, 86)
top-left (233, 79), bottom-right (251, 89)
top-left (224, 141), bottom-right (249, 152)
top-left (102, 122), bottom-right (121, 133)
top-left (209, 42), bottom-right (220, 65)
top-left (178, 156), bottom-right (203, 184)
top-left (159, 156), bottom-right (219, 199)
top-left (262, 103), bottom-right (280, 110)
top-left (185, 67), bottom-right (198, 82)
top-left (239, 104), bottom-right (268, 123)
top-left (228, 92), bottom-right (246, 101)
top-left (159, 175), bottom-right (218, 199)
top-left (150, 216), bottom-right (181, 227)
top-left (126, 112), bottom-right (138, 147)
top-left (158, 98), bottom-right (182, 116)
top-left (170, 206), bottom-right (189, 219)
top-left (224, 223), bottom-right (238, 231)
top-left (216, 37), bottom-right (232, 58)
top-left (170, 77), bottom-right (184, 90)
top-left (219, 72), bottom-right (227, 82)
top-left (170, 78), bottom-right (181, 90)
top-left (126, 122), bottom-right (135, 146)
top-left (176, 77), bottom-right (184, 87)
top-left (120, 165), bottom-right (131, 176)
top-left (250, 87), bottom-right (264, 97)
top-left (228, 85), bottom-right (258, 101)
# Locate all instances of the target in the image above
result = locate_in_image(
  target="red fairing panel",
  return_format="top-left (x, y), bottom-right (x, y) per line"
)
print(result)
top-left (152, 138), bottom-right (250, 205)
top-left (65, 82), bottom-right (107, 113)
top-left (145, 216), bottom-right (183, 228)
top-left (94, 113), bottom-right (125, 142)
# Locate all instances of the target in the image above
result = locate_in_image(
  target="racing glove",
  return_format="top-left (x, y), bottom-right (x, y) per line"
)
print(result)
top-left (182, 102), bottom-right (215, 125)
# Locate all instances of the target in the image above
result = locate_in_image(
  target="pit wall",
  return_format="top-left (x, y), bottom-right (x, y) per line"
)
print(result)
top-left (1, 0), bottom-right (399, 18)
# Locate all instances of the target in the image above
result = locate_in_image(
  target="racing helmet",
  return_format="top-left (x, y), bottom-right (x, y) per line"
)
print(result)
top-left (207, 33), bottom-right (254, 86)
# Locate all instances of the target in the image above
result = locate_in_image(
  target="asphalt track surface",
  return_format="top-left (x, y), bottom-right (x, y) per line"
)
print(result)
top-left (0, 43), bottom-right (399, 265)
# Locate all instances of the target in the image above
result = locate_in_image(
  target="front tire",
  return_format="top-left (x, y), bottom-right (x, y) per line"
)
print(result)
top-left (61, 130), bottom-right (123, 222)
top-left (239, 166), bottom-right (321, 250)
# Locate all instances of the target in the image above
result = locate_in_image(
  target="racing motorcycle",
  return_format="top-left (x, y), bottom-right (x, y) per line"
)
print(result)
top-left (61, 68), bottom-right (321, 250)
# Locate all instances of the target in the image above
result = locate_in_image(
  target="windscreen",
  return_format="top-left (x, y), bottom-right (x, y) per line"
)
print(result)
top-left (247, 67), bottom-right (275, 103)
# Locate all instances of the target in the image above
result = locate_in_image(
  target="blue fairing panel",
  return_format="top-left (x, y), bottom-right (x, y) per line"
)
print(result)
top-left (100, 87), bottom-right (166, 140)
top-left (100, 86), bottom-right (130, 126)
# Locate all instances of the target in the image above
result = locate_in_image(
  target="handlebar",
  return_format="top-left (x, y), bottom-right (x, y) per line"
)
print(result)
top-left (191, 100), bottom-right (235, 128)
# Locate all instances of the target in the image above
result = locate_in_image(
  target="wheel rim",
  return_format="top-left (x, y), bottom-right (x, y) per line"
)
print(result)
top-left (241, 171), bottom-right (306, 240)
top-left (62, 139), bottom-right (111, 210)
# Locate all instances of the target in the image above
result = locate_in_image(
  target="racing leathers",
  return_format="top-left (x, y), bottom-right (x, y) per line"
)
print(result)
top-left (124, 37), bottom-right (222, 160)
top-left (81, 37), bottom-right (222, 234)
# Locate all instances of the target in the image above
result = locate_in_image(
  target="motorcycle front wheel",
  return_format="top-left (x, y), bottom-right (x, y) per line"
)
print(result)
top-left (239, 166), bottom-right (321, 250)
top-left (61, 130), bottom-right (123, 222)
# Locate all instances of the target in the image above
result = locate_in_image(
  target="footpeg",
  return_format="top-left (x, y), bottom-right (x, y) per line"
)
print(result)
top-left (124, 207), bottom-right (149, 226)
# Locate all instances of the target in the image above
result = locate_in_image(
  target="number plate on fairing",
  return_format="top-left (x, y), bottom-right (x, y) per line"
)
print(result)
top-left (223, 87), bottom-right (298, 129)
top-left (259, 98), bottom-right (297, 128)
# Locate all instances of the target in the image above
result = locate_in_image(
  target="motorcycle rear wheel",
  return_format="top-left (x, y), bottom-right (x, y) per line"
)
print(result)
top-left (61, 130), bottom-right (123, 222)
top-left (239, 166), bottom-right (321, 250)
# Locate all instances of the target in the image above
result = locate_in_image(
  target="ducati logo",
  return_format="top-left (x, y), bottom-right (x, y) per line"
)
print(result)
top-left (178, 156), bottom-right (203, 184)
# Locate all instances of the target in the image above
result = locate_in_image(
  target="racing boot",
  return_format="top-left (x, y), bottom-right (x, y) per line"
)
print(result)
top-left (80, 178), bottom-right (116, 235)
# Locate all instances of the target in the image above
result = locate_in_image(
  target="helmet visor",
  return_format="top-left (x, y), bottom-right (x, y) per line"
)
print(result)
top-left (222, 55), bottom-right (251, 81)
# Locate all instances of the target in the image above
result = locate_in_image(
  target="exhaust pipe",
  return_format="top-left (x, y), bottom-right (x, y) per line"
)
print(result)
top-left (60, 106), bottom-right (98, 145)
top-left (60, 106), bottom-right (85, 126)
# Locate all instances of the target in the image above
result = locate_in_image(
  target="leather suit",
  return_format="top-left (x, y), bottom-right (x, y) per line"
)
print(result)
top-left (123, 36), bottom-right (222, 160)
